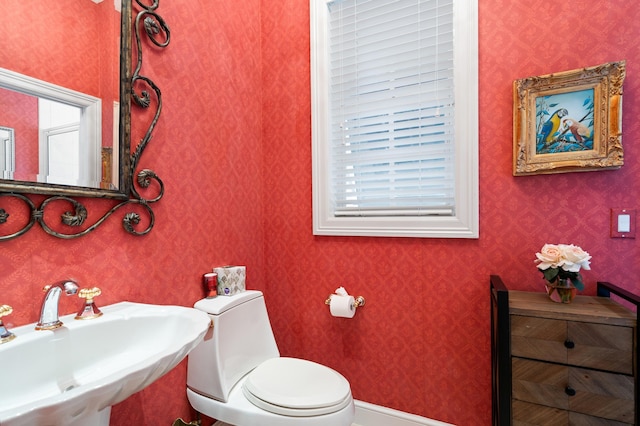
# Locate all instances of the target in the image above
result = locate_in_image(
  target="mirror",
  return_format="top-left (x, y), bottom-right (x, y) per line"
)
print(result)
top-left (0, 0), bottom-right (123, 195)
top-left (0, 0), bottom-right (168, 240)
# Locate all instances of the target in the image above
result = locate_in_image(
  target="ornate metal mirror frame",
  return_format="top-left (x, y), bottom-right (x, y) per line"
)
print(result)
top-left (0, 0), bottom-right (168, 240)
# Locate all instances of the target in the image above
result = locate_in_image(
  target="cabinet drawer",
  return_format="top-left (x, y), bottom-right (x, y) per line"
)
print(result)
top-left (513, 400), bottom-right (632, 426)
top-left (512, 358), bottom-right (635, 424)
top-left (569, 321), bottom-right (634, 374)
top-left (512, 400), bottom-right (566, 425)
top-left (570, 411), bottom-right (633, 426)
top-left (511, 315), bottom-right (634, 374)
top-left (511, 315), bottom-right (566, 363)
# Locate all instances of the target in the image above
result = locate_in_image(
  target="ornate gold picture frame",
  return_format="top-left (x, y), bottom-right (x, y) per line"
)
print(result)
top-left (513, 61), bottom-right (625, 176)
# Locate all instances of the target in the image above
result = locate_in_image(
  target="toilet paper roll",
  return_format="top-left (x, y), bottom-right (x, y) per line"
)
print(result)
top-left (329, 294), bottom-right (356, 318)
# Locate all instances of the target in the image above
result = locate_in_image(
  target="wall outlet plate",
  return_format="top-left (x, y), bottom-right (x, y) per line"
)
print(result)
top-left (611, 208), bottom-right (636, 238)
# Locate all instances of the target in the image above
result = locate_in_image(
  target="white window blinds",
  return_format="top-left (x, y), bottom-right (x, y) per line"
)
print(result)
top-left (328, 0), bottom-right (455, 217)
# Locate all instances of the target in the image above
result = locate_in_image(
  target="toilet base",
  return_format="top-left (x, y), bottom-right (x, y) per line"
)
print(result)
top-left (187, 375), bottom-right (354, 426)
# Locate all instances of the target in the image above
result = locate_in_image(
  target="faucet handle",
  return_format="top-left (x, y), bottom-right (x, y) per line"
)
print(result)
top-left (0, 304), bottom-right (16, 344)
top-left (0, 304), bottom-right (12, 318)
top-left (79, 287), bottom-right (102, 301)
top-left (75, 287), bottom-right (103, 320)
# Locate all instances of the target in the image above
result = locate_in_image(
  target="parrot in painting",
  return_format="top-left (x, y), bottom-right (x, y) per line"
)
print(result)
top-left (562, 118), bottom-right (592, 143)
top-left (539, 108), bottom-right (568, 143)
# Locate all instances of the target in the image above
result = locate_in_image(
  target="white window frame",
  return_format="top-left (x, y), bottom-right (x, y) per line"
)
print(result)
top-left (0, 126), bottom-right (15, 179)
top-left (311, 0), bottom-right (478, 238)
top-left (0, 67), bottom-right (102, 188)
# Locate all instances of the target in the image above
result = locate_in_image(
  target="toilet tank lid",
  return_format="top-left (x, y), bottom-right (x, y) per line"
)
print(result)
top-left (194, 290), bottom-right (264, 315)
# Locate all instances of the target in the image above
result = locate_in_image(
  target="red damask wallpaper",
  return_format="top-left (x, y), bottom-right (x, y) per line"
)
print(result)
top-left (261, 1), bottom-right (640, 424)
top-left (0, 90), bottom-right (37, 181)
top-left (1, 0), bottom-right (639, 425)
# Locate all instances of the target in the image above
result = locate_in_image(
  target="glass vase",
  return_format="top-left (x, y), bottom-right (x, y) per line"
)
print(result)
top-left (545, 278), bottom-right (577, 303)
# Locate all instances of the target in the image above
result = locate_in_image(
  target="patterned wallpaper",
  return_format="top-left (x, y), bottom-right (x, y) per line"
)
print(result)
top-left (0, 1), bottom-right (265, 424)
top-left (0, 0), bottom-right (639, 425)
top-left (0, 90), bottom-right (38, 181)
top-left (261, 0), bottom-right (640, 425)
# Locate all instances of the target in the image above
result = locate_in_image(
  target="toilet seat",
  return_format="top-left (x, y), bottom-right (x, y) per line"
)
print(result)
top-left (242, 357), bottom-right (352, 417)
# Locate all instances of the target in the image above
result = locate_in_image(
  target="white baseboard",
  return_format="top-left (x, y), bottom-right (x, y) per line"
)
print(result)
top-left (352, 400), bottom-right (454, 426)
top-left (211, 399), bottom-right (455, 426)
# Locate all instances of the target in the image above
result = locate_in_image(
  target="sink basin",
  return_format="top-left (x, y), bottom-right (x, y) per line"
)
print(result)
top-left (0, 301), bottom-right (211, 426)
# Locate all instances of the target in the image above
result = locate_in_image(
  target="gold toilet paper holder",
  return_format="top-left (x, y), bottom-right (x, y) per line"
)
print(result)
top-left (324, 295), bottom-right (366, 308)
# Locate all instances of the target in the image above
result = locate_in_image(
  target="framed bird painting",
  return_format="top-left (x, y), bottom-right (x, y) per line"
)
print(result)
top-left (513, 61), bottom-right (625, 176)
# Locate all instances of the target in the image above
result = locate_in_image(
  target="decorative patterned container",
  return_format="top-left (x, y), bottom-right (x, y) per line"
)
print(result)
top-left (213, 266), bottom-right (246, 296)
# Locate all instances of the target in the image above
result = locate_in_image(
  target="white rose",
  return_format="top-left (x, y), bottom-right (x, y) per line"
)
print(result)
top-left (559, 244), bottom-right (591, 272)
top-left (535, 244), bottom-right (564, 270)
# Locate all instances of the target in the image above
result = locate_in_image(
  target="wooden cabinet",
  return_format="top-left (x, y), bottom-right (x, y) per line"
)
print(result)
top-left (491, 276), bottom-right (639, 425)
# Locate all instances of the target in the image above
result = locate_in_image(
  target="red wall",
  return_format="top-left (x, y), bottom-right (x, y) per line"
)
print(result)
top-left (0, 1), bottom-right (265, 424)
top-left (0, 89), bottom-right (38, 180)
top-left (1, 1), bottom-right (639, 425)
top-left (1, 0), bottom-right (102, 97)
top-left (260, 1), bottom-right (640, 425)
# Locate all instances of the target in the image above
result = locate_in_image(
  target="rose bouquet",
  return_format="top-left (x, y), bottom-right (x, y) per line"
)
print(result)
top-left (535, 243), bottom-right (591, 291)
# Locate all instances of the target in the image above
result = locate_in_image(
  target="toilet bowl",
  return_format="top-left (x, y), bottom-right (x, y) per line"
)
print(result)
top-left (186, 291), bottom-right (355, 426)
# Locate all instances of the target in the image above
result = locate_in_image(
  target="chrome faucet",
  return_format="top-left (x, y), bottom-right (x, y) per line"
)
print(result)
top-left (35, 280), bottom-right (79, 330)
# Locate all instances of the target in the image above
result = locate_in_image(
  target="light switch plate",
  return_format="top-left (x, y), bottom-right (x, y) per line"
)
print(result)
top-left (611, 208), bottom-right (636, 238)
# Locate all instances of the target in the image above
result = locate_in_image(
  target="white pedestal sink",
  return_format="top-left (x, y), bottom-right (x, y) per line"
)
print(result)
top-left (0, 302), bottom-right (211, 426)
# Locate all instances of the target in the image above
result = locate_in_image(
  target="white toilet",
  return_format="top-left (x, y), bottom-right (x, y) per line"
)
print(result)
top-left (186, 290), bottom-right (355, 426)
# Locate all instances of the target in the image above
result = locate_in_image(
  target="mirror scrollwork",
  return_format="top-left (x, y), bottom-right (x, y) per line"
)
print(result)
top-left (0, 0), bottom-right (168, 240)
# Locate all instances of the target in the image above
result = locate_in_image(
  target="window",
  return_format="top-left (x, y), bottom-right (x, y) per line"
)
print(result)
top-left (0, 67), bottom-right (102, 188)
top-left (311, 0), bottom-right (478, 238)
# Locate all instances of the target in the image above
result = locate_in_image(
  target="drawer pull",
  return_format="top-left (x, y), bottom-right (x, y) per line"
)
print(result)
top-left (564, 339), bottom-right (575, 349)
top-left (565, 386), bottom-right (576, 396)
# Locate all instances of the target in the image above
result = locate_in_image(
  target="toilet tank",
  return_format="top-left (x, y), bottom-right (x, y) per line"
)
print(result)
top-left (187, 290), bottom-right (280, 402)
